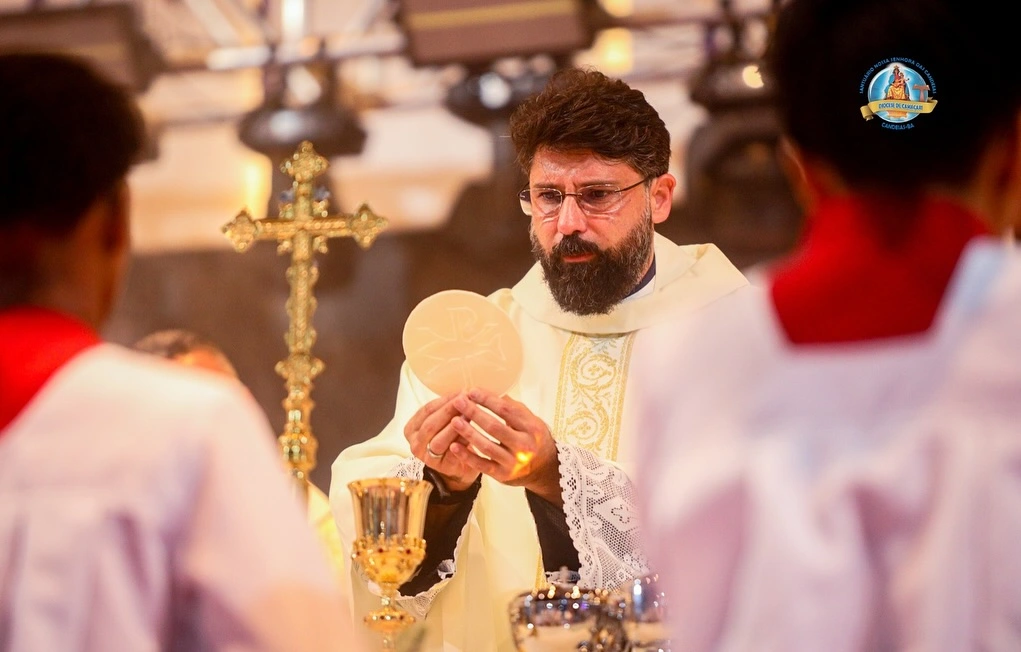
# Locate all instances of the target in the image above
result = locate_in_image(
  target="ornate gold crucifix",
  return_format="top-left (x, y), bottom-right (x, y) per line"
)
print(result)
top-left (222, 140), bottom-right (388, 497)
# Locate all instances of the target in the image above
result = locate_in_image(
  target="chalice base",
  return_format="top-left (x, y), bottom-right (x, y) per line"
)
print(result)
top-left (366, 603), bottom-right (416, 651)
top-left (365, 604), bottom-right (415, 634)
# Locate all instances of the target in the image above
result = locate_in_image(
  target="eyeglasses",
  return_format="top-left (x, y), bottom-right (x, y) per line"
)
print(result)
top-left (517, 177), bottom-right (651, 218)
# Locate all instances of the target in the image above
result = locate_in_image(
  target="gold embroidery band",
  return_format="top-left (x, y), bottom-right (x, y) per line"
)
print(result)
top-left (405, 0), bottom-right (577, 31)
top-left (552, 333), bottom-right (635, 461)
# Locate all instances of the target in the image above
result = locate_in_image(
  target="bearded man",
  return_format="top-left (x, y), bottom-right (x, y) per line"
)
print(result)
top-left (330, 67), bottom-right (749, 652)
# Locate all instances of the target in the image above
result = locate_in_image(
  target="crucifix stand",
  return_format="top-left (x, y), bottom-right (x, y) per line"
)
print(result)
top-left (222, 140), bottom-right (388, 503)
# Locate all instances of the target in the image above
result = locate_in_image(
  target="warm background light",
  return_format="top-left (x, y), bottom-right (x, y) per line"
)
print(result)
top-left (592, 27), bottom-right (634, 75)
top-left (600, 0), bottom-right (635, 17)
top-left (741, 64), bottom-right (764, 89)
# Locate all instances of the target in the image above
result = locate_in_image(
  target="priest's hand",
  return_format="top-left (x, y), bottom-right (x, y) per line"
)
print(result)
top-left (404, 393), bottom-right (480, 492)
top-left (447, 389), bottom-right (563, 507)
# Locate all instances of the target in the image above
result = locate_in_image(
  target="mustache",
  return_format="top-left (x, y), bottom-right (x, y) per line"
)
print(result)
top-left (553, 234), bottom-right (601, 257)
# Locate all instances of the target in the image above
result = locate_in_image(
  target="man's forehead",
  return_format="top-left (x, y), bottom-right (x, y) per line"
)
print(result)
top-left (530, 148), bottom-right (636, 184)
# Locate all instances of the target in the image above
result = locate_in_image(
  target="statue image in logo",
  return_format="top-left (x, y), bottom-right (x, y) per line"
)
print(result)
top-left (883, 65), bottom-right (910, 117)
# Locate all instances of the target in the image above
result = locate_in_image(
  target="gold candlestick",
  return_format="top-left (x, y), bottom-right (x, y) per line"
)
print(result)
top-left (222, 141), bottom-right (388, 496)
top-left (348, 478), bottom-right (433, 651)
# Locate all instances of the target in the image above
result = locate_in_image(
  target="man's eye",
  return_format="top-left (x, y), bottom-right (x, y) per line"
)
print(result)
top-left (535, 190), bottom-right (562, 203)
top-left (582, 188), bottom-right (614, 202)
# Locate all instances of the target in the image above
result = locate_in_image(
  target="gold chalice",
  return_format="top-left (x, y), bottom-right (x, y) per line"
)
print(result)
top-left (348, 478), bottom-right (433, 651)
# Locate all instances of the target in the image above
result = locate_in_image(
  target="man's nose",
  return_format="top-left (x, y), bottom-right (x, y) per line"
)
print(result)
top-left (556, 194), bottom-right (587, 236)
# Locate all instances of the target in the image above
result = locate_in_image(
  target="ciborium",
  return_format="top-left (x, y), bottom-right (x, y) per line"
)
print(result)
top-left (509, 582), bottom-right (623, 652)
top-left (348, 478), bottom-right (433, 651)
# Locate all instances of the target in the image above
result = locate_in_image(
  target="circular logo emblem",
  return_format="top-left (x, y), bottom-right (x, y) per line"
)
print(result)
top-left (859, 59), bottom-right (938, 129)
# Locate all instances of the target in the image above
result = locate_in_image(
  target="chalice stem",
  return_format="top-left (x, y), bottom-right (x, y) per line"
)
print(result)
top-left (379, 591), bottom-right (395, 645)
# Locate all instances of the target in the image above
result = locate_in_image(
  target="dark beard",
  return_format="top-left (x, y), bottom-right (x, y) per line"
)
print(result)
top-left (531, 217), bottom-right (654, 315)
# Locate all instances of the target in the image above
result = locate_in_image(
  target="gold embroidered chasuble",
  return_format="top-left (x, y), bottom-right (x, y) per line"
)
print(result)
top-left (553, 332), bottom-right (635, 460)
top-left (330, 234), bottom-right (748, 652)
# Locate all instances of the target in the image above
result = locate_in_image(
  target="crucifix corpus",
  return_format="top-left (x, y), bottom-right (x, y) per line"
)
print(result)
top-left (222, 140), bottom-right (388, 499)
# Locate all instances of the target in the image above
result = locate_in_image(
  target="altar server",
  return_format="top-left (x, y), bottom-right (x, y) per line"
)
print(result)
top-left (0, 52), bottom-right (365, 652)
top-left (632, 0), bottom-right (1021, 649)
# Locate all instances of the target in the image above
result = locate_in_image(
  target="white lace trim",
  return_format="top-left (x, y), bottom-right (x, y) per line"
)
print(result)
top-left (558, 442), bottom-right (649, 589)
top-left (392, 457), bottom-right (424, 481)
top-left (384, 458), bottom-right (468, 618)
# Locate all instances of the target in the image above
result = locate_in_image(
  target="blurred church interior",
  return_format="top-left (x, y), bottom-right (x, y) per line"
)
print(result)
top-left (0, 0), bottom-right (801, 491)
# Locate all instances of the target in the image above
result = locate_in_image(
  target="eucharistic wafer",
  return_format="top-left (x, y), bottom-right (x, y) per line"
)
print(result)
top-left (402, 289), bottom-right (523, 396)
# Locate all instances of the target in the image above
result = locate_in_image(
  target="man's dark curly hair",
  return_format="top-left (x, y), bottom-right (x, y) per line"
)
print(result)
top-left (0, 52), bottom-right (146, 234)
top-left (765, 0), bottom-right (1021, 191)
top-left (0, 52), bottom-right (145, 309)
top-left (508, 67), bottom-right (671, 180)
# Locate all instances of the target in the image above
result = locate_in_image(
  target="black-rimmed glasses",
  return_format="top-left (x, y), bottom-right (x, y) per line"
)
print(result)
top-left (517, 177), bottom-right (651, 218)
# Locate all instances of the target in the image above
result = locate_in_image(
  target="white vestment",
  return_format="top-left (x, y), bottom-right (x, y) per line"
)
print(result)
top-left (0, 344), bottom-right (367, 652)
top-left (631, 237), bottom-right (1021, 651)
top-left (307, 483), bottom-right (349, 594)
top-left (330, 234), bottom-right (748, 652)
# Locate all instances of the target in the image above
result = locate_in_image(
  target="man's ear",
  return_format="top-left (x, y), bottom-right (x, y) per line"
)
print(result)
top-left (776, 137), bottom-right (844, 213)
top-left (649, 173), bottom-right (677, 225)
top-left (101, 181), bottom-right (131, 256)
top-left (92, 180), bottom-right (132, 329)
top-left (996, 113), bottom-right (1021, 235)
top-left (967, 112), bottom-right (1021, 235)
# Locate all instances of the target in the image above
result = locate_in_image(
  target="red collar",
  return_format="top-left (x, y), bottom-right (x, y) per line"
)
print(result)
top-left (0, 306), bottom-right (100, 432)
top-left (770, 195), bottom-right (991, 345)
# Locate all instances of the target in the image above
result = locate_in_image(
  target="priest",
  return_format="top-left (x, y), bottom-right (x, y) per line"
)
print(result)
top-left (330, 67), bottom-right (748, 651)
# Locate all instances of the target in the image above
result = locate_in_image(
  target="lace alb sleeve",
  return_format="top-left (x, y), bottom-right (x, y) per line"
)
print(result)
top-left (392, 457), bottom-right (424, 481)
top-left (557, 442), bottom-right (649, 589)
